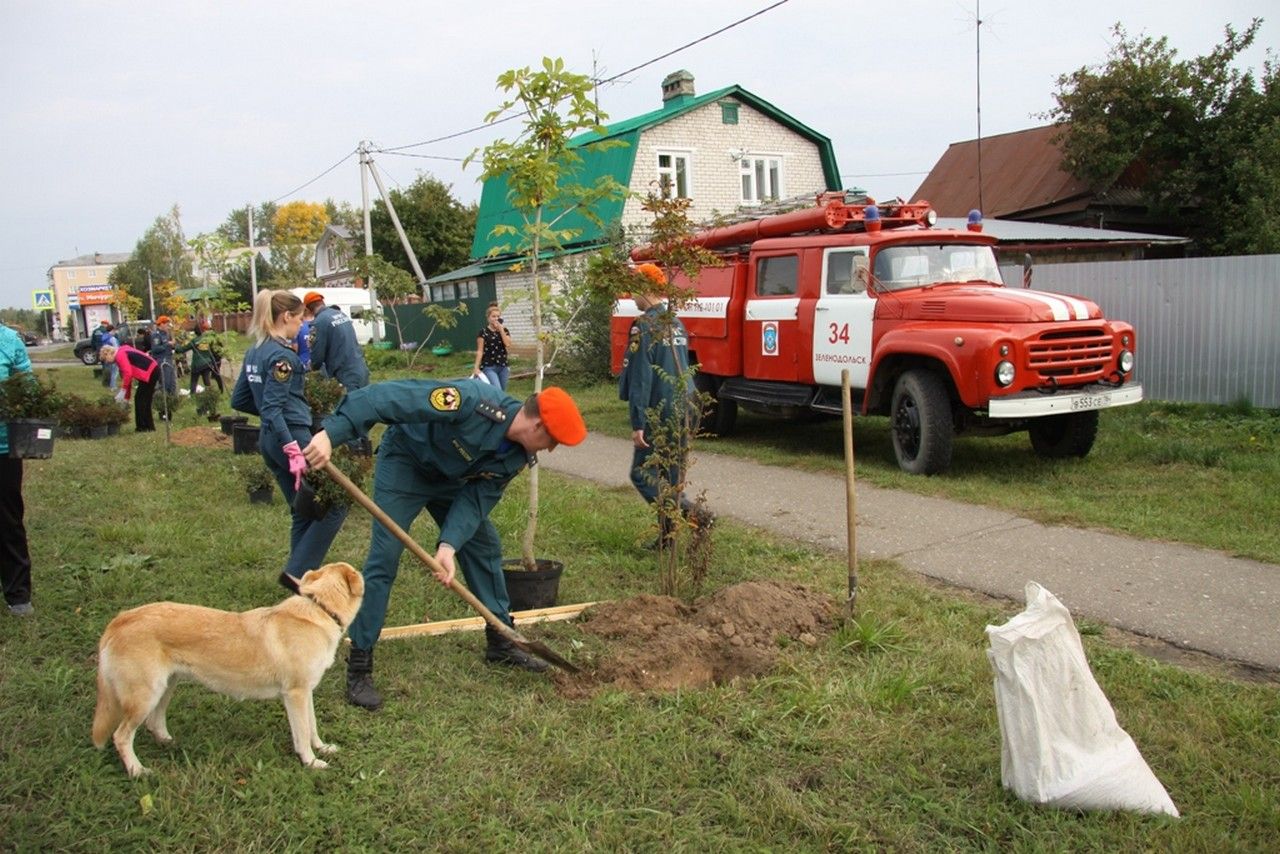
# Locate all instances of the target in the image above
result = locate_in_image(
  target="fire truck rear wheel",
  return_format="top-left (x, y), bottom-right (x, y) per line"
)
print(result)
top-left (1028, 411), bottom-right (1099, 459)
top-left (890, 370), bottom-right (954, 475)
top-left (693, 372), bottom-right (738, 436)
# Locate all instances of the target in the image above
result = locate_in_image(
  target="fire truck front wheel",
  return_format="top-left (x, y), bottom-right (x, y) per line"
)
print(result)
top-left (890, 370), bottom-right (954, 475)
top-left (1028, 411), bottom-right (1099, 459)
top-left (693, 372), bottom-right (738, 437)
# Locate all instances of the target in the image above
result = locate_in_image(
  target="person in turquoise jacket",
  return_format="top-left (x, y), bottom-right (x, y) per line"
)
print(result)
top-left (0, 325), bottom-right (35, 616)
top-left (617, 263), bottom-right (712, 549)
top-left (303, 378), bottom-right (587, 711)
top-left (232, 290), bottom-right (347, 580)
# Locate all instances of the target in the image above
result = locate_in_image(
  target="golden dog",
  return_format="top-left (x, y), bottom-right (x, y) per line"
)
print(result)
top-left (91, 562), bottom-right (364, 778)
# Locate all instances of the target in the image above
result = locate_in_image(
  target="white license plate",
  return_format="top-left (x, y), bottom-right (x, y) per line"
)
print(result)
top-left (1071, 393), bottom-right (1112, 411)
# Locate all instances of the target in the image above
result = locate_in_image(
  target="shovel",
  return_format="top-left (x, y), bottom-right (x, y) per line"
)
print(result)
top-left (321, 461), bottom-right (580, 673)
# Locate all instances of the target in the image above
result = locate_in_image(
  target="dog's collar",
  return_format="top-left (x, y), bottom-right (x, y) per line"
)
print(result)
top-left (304, 592), bottom-right (345, 629)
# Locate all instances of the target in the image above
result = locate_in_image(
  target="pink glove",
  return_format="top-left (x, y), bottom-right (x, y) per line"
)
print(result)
top-left (282, 441), bottom-right (307, 491)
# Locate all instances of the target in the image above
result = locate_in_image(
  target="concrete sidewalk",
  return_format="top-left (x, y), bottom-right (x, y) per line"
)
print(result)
top-left (542, 433), bottom-right (1280, 674)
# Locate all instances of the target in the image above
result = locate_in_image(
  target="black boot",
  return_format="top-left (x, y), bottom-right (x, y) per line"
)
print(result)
top-left (346, 647), bottom-right (383, 711)
top-left (484, 626), bottom-right (549, 673)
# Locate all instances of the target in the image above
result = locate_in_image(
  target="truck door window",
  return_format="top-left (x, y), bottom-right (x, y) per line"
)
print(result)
top-left (757, 256), bottom-right (798, 297)
top-left (825, 250), bottom-right (869, 295)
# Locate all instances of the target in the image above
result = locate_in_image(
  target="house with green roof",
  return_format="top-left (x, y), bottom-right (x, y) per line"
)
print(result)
top-left (426, 70), bottom-right (842, 345)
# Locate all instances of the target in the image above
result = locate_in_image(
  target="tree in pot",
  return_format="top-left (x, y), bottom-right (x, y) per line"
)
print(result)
top-left (469, 56), bottom-right (627, 574)
top-left (240, 460), bottom-right (276, 505)
top-left (0, 372), bottom-right (62, 459)
top-left (193, 385), bottom-right (222, 422)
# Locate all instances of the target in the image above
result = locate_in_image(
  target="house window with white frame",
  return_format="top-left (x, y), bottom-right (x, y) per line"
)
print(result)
top-left (740, 155), bottom-right (783, 205)
top-left (67, 269), bottom-right (76, 279)
top-left (88, 269), bottom-right (96, 278)
top-left (326, 243), bottom-right (337, 272)
top-left (656, 151), bottom-right (691, 199)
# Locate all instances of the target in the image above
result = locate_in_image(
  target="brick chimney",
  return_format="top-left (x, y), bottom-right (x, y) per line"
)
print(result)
top-left (661, 70), bottom-right (695, 107)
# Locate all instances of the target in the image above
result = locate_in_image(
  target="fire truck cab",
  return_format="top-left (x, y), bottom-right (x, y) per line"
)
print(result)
top-left (611, 194), bottom-right (1142, 475)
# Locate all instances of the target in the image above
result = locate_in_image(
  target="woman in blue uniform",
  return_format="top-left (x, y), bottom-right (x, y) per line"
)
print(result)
top-left (232, 290), bottom-right (347, 579)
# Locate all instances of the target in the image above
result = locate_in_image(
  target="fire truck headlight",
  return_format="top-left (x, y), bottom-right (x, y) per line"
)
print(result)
top-left (995, 360), bottom-right (1016, 387)
top-left (1119, 350), bottom-right (1134, 373)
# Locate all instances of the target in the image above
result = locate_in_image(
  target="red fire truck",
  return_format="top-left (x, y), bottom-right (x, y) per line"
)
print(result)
top-left (611, 194), bottom-right (1142, 475)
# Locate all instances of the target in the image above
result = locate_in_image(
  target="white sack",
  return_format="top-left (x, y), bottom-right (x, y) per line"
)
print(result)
top-left (985, 582), bottom-right (1179, 816)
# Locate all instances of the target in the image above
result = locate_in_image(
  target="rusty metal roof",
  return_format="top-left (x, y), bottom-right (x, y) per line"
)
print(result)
top-left (912, 124), bottom-right (1095, 219)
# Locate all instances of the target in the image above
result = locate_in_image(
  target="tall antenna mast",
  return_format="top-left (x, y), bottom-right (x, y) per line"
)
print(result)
top-left (975, 0), bottom-right (984, 213)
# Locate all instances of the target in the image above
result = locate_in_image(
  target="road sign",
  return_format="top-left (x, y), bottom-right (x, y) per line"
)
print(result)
top-left (33, 290), bottom-right (54, 311)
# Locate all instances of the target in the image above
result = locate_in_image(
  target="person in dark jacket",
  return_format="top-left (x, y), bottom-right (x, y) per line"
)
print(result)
top-left (151, 316), bottom-right (178, 395)
top-left (617, 263), bottom-right (713, 549)
top-left (0, 325), bottom-right (36, 616)
top-left (232, 290), bottom-right (347, 581)
top-left (303, 380), bottom-right (587, 710)
top-left (303, 292), bottom-right (369, 390)
top-left (100, 343), bottom-right (158, 432)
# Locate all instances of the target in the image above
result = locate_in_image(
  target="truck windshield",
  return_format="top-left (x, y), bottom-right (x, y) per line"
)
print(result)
top-left (872, 244), bottom-right (1003, 291)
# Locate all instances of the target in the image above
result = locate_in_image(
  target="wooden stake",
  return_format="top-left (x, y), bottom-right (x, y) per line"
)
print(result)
top-left (841, 369), bottom-right (858, 616)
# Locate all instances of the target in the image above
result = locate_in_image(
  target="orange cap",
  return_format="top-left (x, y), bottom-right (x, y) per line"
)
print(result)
top-left (635, 263), bottom-right (667, 288)
top-left (538, 387), bottom-right (587, 446)
top-left (303, 291), bottom-right (324, 307)
top-left (156, 315), bottom-right (170, 325)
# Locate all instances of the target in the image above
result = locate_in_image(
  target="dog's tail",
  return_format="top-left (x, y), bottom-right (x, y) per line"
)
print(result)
top-left (91, 646), bottom-right (120, 749)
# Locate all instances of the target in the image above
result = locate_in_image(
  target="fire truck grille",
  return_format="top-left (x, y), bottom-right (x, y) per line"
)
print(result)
top-left (1026, 328), bottom-right (1113, 379)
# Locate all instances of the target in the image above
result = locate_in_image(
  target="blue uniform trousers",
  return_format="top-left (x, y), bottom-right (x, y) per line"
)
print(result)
top-left (349, 448), bottom-right (511, 652)
top-left (261, 433), bottom-right (348, 579)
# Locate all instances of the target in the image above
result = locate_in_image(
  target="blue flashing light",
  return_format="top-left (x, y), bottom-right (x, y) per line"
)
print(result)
top-left (967, 209), bottom-right (983, 225)
top-left (865, 205), bottom-right (881, 222)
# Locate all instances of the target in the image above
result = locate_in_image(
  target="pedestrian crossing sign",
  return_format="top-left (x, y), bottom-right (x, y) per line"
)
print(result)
top-left (33, 290), bottom-right (54, 311)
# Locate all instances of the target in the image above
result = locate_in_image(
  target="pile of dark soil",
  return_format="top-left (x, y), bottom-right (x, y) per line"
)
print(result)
top-left (169, 427), bottom-right (231, 449)
top-left (553, 580), bottom-right (836, 697)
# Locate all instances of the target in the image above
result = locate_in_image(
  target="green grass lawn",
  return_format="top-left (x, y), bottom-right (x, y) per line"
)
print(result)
top-left (1, 364), bottom-right (1277, 849)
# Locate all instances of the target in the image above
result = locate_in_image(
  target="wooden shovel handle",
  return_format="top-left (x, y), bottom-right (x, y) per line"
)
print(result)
top-left (321, 461), bottom-right (524, 644)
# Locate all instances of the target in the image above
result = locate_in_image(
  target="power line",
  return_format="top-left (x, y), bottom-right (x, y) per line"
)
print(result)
top-left (269, 147), bottom-right (359, 203)
top-left (378, 0), bottom-right (791, 155)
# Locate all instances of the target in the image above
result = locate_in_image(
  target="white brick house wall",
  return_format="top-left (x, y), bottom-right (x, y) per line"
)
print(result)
top-left (492, 97), bottom-right (829, 347)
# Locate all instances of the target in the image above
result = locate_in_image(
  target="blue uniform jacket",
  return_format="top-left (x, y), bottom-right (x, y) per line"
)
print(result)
top-left (310, 306), bottom-right (369, 390)
top-left (322, 379), bottom-right (530, 550)
top-left (231, 336), bottom-right (312, 451)
top-left (617, 303), bottom-right (694, 431)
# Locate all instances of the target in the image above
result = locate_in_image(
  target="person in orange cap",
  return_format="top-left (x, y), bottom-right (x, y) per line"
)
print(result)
top-left (302, 378), bottom-right (586, 709)
top-left (303, 290), bottom-right (369, 390)
top-left (619, 264), bottom-right (713, 550)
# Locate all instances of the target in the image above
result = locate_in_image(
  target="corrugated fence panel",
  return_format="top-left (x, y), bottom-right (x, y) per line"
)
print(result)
top-left (998, 255), bottom-right (1280, 408)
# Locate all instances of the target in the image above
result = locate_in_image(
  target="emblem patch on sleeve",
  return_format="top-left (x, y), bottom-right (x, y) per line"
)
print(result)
top-left (429, 386), bottom-right (461, 412)
top-left (272, 360), bottom-right (293, 382)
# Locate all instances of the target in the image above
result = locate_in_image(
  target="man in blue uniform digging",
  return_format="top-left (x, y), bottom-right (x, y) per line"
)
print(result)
top-left (303, 379), bottom-right (586, 711)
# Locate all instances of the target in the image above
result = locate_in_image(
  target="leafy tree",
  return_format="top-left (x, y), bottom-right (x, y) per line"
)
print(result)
top-left (470, 57), bottom-right (629, 569)
top-left (110, 205), bottom-right (193, 307)
top-left (218, 251), bottom-right (276, 304)
top-left (367, 174), bottom-right (477, 282)
top-left (325, 199), bottom-right (363, 235)
top-left (271, 201), bottom-right (330, 287)
top-left (216, 202), bottom-right (278, 247)
top-left (1046, 18), bottom-right (1280, 254)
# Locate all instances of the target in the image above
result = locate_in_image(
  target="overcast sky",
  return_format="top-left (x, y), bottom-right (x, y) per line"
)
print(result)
top-left (0, 0), bottom-right (1270, 311)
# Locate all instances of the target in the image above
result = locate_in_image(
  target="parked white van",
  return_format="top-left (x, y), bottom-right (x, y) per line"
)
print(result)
top-left (290, 287), bottom-right (385, 345)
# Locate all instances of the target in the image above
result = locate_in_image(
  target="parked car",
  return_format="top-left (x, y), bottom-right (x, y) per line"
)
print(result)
top-left (4, 325), bottom-right (40, 347)
top-left (73, 320), bottom-right (153, 365)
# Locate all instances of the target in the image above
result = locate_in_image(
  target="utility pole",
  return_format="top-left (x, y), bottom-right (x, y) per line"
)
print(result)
top-left (359, 142), bottom-right (380, 343)
top-left (247, 204), bottom-right (258, 301)
top-left (147, 269), bottom-right (155, 320)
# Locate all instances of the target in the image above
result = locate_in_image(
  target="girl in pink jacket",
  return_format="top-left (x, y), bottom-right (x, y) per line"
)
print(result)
top-left (100, 343), bottom-right (158, 432)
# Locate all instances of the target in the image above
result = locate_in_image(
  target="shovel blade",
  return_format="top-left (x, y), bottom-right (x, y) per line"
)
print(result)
top-left (514, 637), bottom-right (581, 674)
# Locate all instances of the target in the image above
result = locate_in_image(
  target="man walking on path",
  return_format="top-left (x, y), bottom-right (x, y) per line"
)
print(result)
top-left (618, 263), bottom-right (711, 549)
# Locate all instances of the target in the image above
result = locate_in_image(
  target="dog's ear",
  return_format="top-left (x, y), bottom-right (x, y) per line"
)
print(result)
top-left (341, 562), bottom-right (364, 596)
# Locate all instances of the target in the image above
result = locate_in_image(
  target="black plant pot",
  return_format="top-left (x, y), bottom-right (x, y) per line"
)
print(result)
top-left (6, 419), bottom-right (56, 459)
top-left (220, 415), bottom-right (248, 436)
top-left (502, 558), bottom-right (564, 612)
top-left (232, 423), bottom-right (260, 454)
top-left (248, 486), bottom-right (273, 505)
top-left (292, 478), bottom-right (330, 520)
